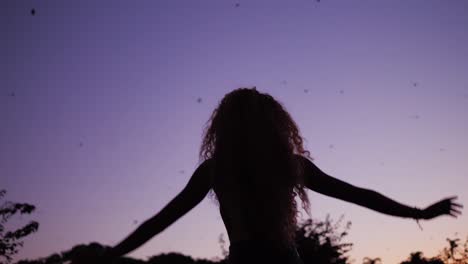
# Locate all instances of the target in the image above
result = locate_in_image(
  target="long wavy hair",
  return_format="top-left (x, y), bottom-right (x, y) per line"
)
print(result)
top-left (199, 87), bottom-right (312, 247)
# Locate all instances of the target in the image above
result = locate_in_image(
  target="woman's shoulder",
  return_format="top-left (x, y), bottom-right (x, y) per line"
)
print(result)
top-left (293, 154), bottom-right (313, 165)
top-left (201, 157), bottom-right (215, 168)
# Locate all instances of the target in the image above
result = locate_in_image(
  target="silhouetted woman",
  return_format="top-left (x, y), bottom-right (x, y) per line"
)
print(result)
top-left (72, 87), bottom-right (462, 264)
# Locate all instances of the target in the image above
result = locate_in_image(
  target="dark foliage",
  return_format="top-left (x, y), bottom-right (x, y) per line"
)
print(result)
top-left (399, 235), bottom-right (468, 264)
top-left (15, 242), bottom-right (220, 264)
top-left (438, 235), bottom-right (468, 264)
top-left (295, 214), bottom-right (353, 264)
top-left (14, 215), bottom-right (352, 264)
top-left (11, 208), bottom-right (468, 264)
top-left (400, 252), bottom-right (444, 264)
top-left (362, 257), bottom-right (382, 264)
top-left (147, 253), bottom-right (194, 264)
top-left (0, 190), bottom-right (39, 264)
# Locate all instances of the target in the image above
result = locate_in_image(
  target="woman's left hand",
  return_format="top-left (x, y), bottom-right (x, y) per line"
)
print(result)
top-left (422, 196), bottom-right (463, 220)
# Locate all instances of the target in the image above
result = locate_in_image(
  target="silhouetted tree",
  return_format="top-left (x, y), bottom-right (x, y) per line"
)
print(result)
top-left (15, 215), bottom-right (354, 264)
top-left (10, 213), bottom-right (370, 264)
top-left (0, 189), bottom-right (39, 264)
top-left (363, 257), bottom-right (382, 264)
top-left (295, 214), bottom-right (353, 264)
top-left (14, 219), bottom-right (468, 264)
top-left (400, 251), bottom-right (444, 264)
top-left (15, 260), bottom-right (42, 264)
top-left (16, 241), bottom-right (223, 264)
top-left (438, 235), bottom-right (468, 264)
top-left (194, 259), bottom-right (222, 264)
top-left (147, 252), bottom-right (194, 264)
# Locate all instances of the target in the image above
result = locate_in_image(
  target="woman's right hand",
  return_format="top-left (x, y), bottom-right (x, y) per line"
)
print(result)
top-left (422, 196), bottom-right (463, 220)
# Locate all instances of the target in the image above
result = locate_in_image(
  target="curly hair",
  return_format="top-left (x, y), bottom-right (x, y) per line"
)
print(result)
top-left (199, 87), bottom-right (312, 247)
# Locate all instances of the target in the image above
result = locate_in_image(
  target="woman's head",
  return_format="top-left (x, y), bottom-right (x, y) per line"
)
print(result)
top-left (199, 87), bottom-right (312, 246)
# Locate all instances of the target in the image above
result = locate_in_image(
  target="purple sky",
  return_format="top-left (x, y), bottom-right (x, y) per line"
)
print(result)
top-left (1, 1), bottom-right (467, 263)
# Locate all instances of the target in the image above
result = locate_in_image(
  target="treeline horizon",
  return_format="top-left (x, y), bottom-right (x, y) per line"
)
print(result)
top-left (2, 190), bottom-right (467, 264)
top-left (11, 216), bottom-right (468, 264)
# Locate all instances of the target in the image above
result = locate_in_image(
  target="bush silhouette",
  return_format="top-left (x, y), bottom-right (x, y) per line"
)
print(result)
top-left (147, 253), bottom-right (194, 264)
top-left (14, 215), bottom-right (354, 264)
top-left (438, 236), bottom-right (468, 264)
top-left (295, 215), bottom-right (353, 264)
top-left (397, 235), bottom-right (468, 264)
top-left (362, 257), bottom-right (382, 264)
top-left (11, 210), bottom-right (468, 264)
top-left (400, 251), bottom-right (444, 264)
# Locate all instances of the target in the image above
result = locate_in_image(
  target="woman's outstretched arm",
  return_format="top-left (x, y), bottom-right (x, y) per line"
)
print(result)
top-left (298, 155), bottom-right (462, 220)
top-left (103, 159), bottom-right (213, 259)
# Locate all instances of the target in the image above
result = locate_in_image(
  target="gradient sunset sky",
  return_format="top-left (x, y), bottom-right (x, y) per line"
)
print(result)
top-left (1, 1), bottom-right (467, 263)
